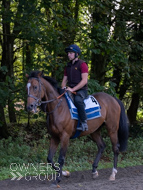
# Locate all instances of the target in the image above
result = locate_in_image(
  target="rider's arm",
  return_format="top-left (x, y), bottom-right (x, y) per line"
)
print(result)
top-left (68, 73), bottom-right (88, 92)
top-left (61, 75), bottom-right (68, 89)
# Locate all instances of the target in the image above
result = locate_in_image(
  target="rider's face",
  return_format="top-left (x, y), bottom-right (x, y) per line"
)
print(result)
top-left (67, 52), bottom-right (75, 60)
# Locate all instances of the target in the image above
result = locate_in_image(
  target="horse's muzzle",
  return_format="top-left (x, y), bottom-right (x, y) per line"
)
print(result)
top-left (27, 103), bottom-right (37, 113)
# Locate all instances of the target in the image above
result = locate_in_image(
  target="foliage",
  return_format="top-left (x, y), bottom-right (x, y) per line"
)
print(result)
top-left (88, 79), bottom-right (105, 94)
top-left (88, 79), bottom-right (117, 97)
top-left (0, 122), bottom-right (143, 180)
top-left (129, 122), bottom-right (143, 138)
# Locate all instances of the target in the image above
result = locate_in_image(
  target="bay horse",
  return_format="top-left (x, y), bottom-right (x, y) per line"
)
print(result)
top-left (26, 71), bottom-right (128, 185)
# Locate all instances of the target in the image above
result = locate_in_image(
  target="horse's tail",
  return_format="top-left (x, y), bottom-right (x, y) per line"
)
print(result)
top-left (115, 98), bottom-right (129, 152)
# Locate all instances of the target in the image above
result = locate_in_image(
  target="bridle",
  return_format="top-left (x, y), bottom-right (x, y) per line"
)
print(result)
top-left (27, 77), bottom-right (65, 114)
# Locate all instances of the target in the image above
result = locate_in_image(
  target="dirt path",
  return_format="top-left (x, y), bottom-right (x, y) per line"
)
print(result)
top-left (1, 165), bottom-right (143, 190)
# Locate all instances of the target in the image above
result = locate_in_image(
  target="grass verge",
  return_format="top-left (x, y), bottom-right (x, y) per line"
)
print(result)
top-left (0, 134), bottom-right (143, 180)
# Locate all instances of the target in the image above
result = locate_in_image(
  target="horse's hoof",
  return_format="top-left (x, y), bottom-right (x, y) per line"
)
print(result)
top-left (50, 183), bottom-right (57, 188)
top-left (50, 181), bottom-right (60, 188)
top-left (92, 171), bottom-right (99, 179)
top-left (109, 175), bottom-right (115, 181)
top-left (62, 170), bottom-right (71, 177)
top-left (50, 183), bottom-right (61, 188)
top-left (109, 168), bottom-right (117, 181)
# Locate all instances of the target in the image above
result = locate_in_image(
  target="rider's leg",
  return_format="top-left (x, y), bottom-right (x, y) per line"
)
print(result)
top-left (74, 89), bottom-right (88, 131)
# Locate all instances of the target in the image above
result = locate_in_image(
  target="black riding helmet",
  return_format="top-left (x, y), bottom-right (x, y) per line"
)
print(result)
top-left (65, 44), bottom-right (81, 58)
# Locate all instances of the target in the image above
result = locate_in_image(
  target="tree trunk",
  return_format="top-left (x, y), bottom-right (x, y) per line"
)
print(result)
top-left (2, 0), bottom-right (17, 123)
top-left (91, 53), bottom-right (106, 85)
top-left (127, 93), bottom-right (140, 125)
top-left (8, 99), bottom-right (17, 123)
top-left (0, 105), bottom-right (9, 138)
top-left (119, 75), bottom-right (130, 100)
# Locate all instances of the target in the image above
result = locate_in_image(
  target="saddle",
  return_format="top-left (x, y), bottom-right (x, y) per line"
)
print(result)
top-left (65, 92), bottom-right (101, 120)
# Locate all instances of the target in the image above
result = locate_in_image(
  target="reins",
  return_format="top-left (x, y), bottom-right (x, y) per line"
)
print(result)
top-left (56, 90), bottom-right (67, 99)
top-left (27, 77), bottom-right (76, 115)
top-left (40, 89), bottom-right (67, 104)
top-left (42, 88), bottom-right (76, 103)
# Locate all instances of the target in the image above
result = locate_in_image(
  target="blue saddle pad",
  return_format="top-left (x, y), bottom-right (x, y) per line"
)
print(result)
top-left (65, 92), bottom-right (101, 120)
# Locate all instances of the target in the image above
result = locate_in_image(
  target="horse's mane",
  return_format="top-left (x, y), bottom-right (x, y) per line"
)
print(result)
top-left (28, 71), bottom-right (59, 91)
top-left (43, 76), bottom-right (58, 90)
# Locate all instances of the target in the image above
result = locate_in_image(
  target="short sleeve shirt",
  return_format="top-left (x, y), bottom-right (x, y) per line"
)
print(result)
top-left (64, 62), bottom-right (88, 76)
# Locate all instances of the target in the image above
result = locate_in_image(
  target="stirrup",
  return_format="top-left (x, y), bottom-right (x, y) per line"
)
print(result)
top-left (77, 121), bottom-right (88, 131)
top-left (76, 126), bottom-right (83, 131)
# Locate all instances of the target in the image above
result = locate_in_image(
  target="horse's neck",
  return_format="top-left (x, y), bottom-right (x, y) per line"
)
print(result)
top-left (42, 79), bottom-right (63, 122)
top-left (42, 79), bottom-right (59, 101)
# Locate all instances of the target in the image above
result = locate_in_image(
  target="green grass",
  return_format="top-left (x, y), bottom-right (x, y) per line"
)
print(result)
top-left (0, 132), bottom-right (143, 180)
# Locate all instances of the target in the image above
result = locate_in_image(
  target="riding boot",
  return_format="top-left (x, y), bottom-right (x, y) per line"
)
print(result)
top-left (77, 120), bottom-right (88, 131)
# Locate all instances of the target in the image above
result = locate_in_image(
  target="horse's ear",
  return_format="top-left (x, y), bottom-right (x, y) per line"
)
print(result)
top-left (26, 74), bottom-right (29, 78)
top-left (38, 70), bottom-right (44, 77)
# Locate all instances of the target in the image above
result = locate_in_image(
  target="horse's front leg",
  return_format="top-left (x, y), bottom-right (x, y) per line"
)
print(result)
top-left (47, 137), bottom-right (60, 172)
top-left (56, 133), bottom-right (70, 184)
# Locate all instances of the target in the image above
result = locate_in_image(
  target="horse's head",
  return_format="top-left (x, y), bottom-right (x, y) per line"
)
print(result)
top-left (26, 71), bottom-right (45, 113)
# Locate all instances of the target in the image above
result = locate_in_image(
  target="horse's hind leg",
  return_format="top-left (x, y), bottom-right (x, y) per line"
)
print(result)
top-left (91, 128), bottom-right (106, 179)
top-left (108, 131), bottom-right (120, 181)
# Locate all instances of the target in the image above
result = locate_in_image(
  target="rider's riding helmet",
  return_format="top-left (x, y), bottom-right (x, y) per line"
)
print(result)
top-left (65, 44), bottom-right (81, 58)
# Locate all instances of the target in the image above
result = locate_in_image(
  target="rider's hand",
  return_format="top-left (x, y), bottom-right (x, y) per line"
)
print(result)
top-left (67, 87), bottom-right (74, 92)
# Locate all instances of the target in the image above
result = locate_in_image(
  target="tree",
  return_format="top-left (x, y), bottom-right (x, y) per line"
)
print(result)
top-left (0, 0), bottom-right (142, 138)
top-left (111, 0), bottom-right (143, 123)
top-left (0, 0), bottom-right (48, 137)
